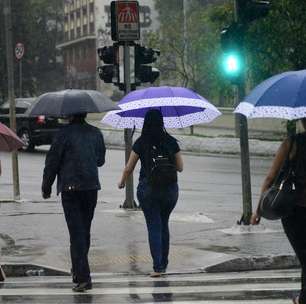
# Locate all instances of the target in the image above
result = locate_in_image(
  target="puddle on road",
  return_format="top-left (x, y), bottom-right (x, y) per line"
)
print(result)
top-left (0, 233), bottom-right (45, 257)
top-left (197, 245), bottom-right (240, 253)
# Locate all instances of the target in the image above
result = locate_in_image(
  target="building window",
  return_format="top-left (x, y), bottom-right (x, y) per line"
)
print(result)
top-left (65, 32), bottom-right (69, 41)
top-left (89, 13), bottom-right (94, 22)
top-left (83, 24), bottom-right (87, 35)
top-left (77, 27), bottom-right (81, 37)
top-left (70, 30), bottom-right (75, 40)
top-left (89, 2), bottom-right (94, 12)
top-left (89, 22), bottom-right (94, 34)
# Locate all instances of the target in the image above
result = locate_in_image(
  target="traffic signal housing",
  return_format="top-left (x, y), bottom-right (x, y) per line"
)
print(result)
top-left (220, 23), bottom-right (245, 84)
top-left (237, 0), bottom-right (270, 23)
top-left (97, 45), bottom-right (119, 84)
top-left (135, 45), bottom-right (160, 84)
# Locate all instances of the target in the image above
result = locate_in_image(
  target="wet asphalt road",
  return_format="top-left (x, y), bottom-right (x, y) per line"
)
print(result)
top-left (0, 147), bottom-right (293, 274)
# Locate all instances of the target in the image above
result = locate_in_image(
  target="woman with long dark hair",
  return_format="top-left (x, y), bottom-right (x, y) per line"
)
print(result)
top-left (118, 109), bottom-right (183, 277)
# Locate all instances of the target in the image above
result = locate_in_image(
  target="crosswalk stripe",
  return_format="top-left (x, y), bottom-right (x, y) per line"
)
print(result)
top-left (5, 269), bottom-right (301, 284)
top-left (0, 282), bottom-right (300, 296)
top-left (144, 302), bottom-right (293, 304)
top-left (0, 270), bottom-right (301, 303)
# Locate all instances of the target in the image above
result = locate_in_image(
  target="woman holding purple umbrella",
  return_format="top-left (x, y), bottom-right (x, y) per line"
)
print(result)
top-left (118, 109), bottom-right (183, 277)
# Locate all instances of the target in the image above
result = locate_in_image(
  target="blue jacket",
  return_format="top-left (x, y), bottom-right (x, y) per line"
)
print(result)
top-left (42, 122), bottom-right (105, 195)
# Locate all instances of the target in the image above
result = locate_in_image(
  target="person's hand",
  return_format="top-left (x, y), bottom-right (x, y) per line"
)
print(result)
top-left (118, 181), bottom-right (125, 189)
top-left (42, 190), bottom-right (51, 199)
top-left (250, 212), bottom-right (261, 225)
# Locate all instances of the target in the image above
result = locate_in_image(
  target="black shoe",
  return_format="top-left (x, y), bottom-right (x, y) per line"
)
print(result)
top-left (72, 275), bottom-right (77, 284)
top-left (72, 282), bottom-right (92, 292)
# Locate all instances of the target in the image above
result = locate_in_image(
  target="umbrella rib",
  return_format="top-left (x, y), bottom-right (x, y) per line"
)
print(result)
top-left (173, 104), bottom-right (184, 129)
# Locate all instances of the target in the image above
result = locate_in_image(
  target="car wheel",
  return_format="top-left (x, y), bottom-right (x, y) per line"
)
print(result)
top-left (19, 129), bottom-right (35, 151)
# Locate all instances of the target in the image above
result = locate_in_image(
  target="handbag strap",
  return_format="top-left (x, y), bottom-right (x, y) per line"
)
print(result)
top-left (273, 135), bottom-right (295, 186)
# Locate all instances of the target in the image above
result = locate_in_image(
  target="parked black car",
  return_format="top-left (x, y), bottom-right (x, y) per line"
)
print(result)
top-left (0, 98), bottom-right (65, 151)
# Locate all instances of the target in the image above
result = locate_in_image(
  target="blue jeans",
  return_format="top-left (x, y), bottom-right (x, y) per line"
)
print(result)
top-left (61, 190), bottom-right (97, 284)
top-left (137, 180), bottom-right (178, 272)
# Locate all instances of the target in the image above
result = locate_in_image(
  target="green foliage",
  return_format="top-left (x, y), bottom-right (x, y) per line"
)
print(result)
top-left (0, 0), bottom-right (64, 101)
top-left (146, 0), bottom-right (235, 106)
top-left (242, 0), bottom-right (306, 85)
top-left (148, 0), bottom-right (306, 108)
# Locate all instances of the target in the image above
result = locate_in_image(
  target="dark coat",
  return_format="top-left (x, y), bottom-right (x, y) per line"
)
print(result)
top-left (42, 122), bottom-right (106, 195)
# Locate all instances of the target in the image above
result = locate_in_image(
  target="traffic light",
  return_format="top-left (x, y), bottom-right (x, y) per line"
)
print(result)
top-left (220, 23), bottom-right (245, 84)
top-left (238, 0), bottom-right (270, 23)
top-left (97, 44), bottom-right (119, 84)
top-left (135, 45), bottom-right (160, 84)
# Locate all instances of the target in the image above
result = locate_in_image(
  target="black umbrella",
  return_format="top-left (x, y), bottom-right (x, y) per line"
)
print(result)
top-left (28, 89), bottom-right (120, 117)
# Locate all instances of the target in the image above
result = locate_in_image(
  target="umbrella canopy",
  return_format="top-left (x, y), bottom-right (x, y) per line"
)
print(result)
top-left (234, 69), bottom-right (306, 120)
top-left (102, 86), bottom-right (221, 128)
top-left (0, 123), bottom-right (24, 151)
top-left (28, 89), bottom-right (120, 117)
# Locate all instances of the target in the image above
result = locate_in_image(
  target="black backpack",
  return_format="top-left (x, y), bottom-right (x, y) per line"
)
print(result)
top-left (149, 144), bottom-right (177, 188)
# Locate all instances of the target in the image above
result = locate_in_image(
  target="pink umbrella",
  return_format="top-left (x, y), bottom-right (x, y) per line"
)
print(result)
top-left (0, 122), bottom-right (24, 151)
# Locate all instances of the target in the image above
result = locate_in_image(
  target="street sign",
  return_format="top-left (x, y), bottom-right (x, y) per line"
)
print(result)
top-left (111, 1), bottom-right (140, 41)
top-left (15, 43), bottom-right (24, 60)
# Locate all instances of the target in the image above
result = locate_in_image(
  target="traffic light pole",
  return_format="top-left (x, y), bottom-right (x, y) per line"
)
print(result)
top-left (235, 0), bottom-right (252, 225)
top-left (4, 0), bottom-right (21, 201)
top-left (122, 42), bottom-right (137, 209)
top-left (236, 81), bottom-right (252, 225)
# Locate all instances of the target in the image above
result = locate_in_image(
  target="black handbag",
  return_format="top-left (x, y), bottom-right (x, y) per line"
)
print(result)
top-left (259, 138), bottom-right (296, 220)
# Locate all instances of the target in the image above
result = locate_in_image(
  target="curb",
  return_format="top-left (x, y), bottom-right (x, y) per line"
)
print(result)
top-left (101, 129), bottom-right (280, 157)
top-left (204, 254), bottom-right (300, 273)
top-left (2, 263), bottom-right (70, 277)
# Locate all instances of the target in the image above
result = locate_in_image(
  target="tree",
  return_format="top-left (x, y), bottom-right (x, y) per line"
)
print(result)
top-left (0, 0), bottom-right (64, 101)
top-left (145, 0), bottom-right (234, 106)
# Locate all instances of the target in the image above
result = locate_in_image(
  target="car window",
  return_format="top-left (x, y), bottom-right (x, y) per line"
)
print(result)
top-left (0, 98), bottom-right (36, 115)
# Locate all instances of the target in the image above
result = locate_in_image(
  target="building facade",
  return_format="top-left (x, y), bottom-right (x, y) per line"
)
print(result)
top-left (57, 0), bottom-right (159, 92)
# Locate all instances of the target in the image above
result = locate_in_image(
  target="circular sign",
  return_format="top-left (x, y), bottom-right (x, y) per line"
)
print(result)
top-left (15, 43), bottom-right (24, 60)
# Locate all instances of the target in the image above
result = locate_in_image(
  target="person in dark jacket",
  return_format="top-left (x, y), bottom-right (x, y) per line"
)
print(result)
top-left (118, 109), bottom-right (183, 277)
top-left (42, 113), bottom-right (105, 292)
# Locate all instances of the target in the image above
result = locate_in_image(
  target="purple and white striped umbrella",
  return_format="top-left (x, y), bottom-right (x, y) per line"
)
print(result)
top-left (102, 86), bottom-right (221, 129)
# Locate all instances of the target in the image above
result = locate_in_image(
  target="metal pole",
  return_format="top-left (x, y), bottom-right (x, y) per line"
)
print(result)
top-left (122, 42), bottom-right (137, 209)
top-left (4, 0), bottom-right (21, 201)
top-left (237, 82), bottom-right (252, 224)
top-left (235, 0), bottom-right (252, 225)
top-left (183, 0), bottom-right (194, 135)
top-left (19, 59), bottom-right (22, 97)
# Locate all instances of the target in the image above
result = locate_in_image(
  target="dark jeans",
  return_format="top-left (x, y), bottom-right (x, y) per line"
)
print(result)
top-left (137, 180), bottom-right (178, 272)
top-left (61, 190), bottom-right (97, 284)
top-left (282, 205), bottom-right (306, 303)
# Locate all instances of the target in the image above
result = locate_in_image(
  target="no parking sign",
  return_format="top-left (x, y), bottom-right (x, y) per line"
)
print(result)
top-left (111, 1), bottom-right (140, 41)
top-left (15, 43), bottom-right (24, 60)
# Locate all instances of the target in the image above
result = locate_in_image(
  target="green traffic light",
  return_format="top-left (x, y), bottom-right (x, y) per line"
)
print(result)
top-left (223, 52), bottom-right (242, 75)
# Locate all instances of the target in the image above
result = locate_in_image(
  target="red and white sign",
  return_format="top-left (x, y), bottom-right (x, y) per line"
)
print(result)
top-left (116, 1), bottom-right (140, 41)
top-left (15, 43), bottom-right (24, 60)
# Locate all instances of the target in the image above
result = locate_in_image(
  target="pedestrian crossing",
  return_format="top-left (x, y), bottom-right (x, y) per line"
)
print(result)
top-left (0, 269), bottom-right (301, 303)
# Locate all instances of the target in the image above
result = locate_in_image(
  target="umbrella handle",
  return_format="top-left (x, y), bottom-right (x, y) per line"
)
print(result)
top-left (131, 125), bottom-right (136, 138)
